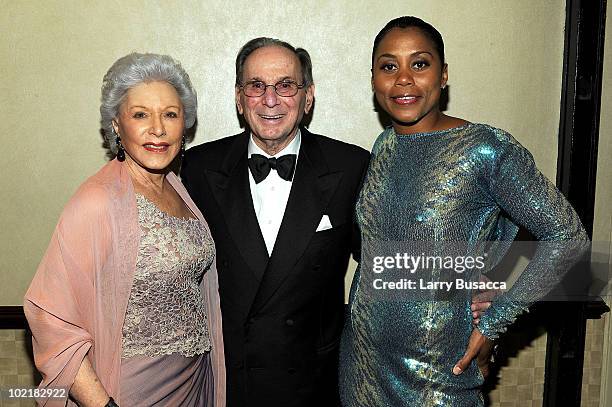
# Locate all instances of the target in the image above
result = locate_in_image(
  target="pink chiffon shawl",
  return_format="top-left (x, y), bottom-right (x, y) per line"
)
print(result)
top-left (24, 159), bottom-right (226, 406)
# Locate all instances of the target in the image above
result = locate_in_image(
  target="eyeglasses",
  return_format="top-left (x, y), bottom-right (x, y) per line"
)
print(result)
top-left (238, 80), bottom-right (305, 97)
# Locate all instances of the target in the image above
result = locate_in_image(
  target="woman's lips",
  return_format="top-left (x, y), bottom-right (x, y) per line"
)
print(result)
top-left (391, 95), bottom-right (420, 105)
top-left (143, 143), bottom-right (170, 152)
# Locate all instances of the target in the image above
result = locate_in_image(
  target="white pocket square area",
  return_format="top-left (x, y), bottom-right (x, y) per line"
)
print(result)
top-left (316, 215), bottom-right (333, 232)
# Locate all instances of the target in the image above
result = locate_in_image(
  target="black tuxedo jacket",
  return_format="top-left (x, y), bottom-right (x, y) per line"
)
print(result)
top-left (181, 128), bottom-right (369, 407)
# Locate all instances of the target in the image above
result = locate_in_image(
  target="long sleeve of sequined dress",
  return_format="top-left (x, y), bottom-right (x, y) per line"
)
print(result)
top-left (339, 123), bottom-right (588, 407)
top-left (474, 134), bottom-right (589, 338)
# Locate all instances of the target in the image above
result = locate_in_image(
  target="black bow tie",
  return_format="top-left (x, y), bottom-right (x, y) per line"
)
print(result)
top-left (248, 154), bottom-right (297, 184)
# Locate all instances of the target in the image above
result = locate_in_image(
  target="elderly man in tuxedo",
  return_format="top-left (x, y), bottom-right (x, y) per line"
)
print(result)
top-left (181, 37), bottom-right (370, 407)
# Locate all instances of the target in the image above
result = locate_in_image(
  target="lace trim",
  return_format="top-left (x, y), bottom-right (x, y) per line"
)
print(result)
top-left (122, 194), bottom-right (213, 358)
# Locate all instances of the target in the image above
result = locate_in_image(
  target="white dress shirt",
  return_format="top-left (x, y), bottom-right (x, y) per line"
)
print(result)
top-left (248, 130), bottom-right (301, 256)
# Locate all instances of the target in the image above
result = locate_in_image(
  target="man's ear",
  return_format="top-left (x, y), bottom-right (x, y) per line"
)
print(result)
top-left (235, 86), bottom-right (244, 114)
top-left (304, 84), bottom-right (315, 114)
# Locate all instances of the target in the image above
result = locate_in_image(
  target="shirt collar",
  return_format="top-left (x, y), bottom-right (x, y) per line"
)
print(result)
top-left (248, 129), bottom-right (301, 158)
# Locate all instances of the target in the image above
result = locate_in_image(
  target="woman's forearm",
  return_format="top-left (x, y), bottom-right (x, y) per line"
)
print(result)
top-left (69, 357), bottom-right (110, 407)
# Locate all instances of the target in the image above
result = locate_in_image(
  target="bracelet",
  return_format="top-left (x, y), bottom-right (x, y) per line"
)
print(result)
top-left (105, 397), bottom-right (119, 407)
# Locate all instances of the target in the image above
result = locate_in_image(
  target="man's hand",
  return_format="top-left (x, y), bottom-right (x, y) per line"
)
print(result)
top-left (452, 328), bottom-right (494, 378)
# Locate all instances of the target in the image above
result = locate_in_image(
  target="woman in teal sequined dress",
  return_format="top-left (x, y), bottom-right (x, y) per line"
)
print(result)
top-left (339, 17), bottom-right (589, 406)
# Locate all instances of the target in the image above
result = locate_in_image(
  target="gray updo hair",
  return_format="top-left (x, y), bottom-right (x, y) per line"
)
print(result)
top-left (100, 52), bottom-right (197, 153)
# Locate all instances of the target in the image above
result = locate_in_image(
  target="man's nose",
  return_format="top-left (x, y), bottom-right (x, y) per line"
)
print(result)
top-left (262, 85), bottom-right (280, 107)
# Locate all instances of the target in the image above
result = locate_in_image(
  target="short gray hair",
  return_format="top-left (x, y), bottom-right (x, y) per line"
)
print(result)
top-left (235, 37), bottom-right (313, 87)
top-left (100, 52), bottom-right (197, 153)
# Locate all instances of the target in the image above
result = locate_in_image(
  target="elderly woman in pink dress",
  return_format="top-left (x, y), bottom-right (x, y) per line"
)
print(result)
top-left (24, 53), bottom-right (225, 407)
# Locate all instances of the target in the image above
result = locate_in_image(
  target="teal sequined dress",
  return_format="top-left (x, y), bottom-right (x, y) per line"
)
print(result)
top-left (339, 123), bottom-right (588, 406)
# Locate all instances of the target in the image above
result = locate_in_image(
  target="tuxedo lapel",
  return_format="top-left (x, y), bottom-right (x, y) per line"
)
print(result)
top-left (204, 132), bottom-right (269, 280)
top-left (248, 129), bottom-right (343, 315)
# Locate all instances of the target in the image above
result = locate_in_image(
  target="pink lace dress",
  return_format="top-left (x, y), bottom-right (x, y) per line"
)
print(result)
top-left (120, 194), bottom-right (214, 406)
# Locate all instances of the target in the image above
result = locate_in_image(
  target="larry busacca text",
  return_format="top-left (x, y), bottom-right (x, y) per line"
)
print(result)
top-left (370, 252), bottom-right (507, 292)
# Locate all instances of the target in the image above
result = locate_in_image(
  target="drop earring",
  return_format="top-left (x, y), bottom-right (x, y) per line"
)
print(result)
top-left (114, 129), bottom-right (125, 161)
top-left (181, 136), bottom-right (186, 159)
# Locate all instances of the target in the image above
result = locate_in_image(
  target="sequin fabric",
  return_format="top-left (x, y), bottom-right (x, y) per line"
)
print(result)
top-left (339, 124), bottom-right (588, 406)
top-left (122, 194), bottom-right (213, 358)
